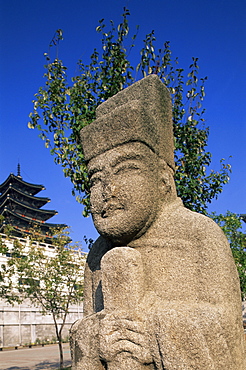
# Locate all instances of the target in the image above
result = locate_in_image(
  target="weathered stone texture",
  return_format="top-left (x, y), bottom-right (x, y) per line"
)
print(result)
top-left (80, 74), bottom-right (175, 170)
top-left (71, 75), bottom-right (246, 369)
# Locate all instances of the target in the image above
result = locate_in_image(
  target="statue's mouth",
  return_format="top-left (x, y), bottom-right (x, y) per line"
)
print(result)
top-left (101, 204), bottom-right (124, 218)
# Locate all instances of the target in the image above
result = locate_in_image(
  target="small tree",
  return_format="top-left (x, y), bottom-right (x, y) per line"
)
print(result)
top-left (1, 227), bottom-right (85, 369)
top-left (0, 221), bottom-right (18, 303)
top-left (211, 212), bottom-right (246, 300)
top-left (28, 8), bottom-right (231, 215)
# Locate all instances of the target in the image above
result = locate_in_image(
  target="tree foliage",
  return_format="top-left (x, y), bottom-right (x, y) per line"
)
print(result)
top-left (0, 219), bottom-right (17, 302)
top-left (211, 212), bottom-right (246, 300)
top-left (0, 227), bottom-right (85, 369)
top-left (28, 8), bottom-right (231, 216)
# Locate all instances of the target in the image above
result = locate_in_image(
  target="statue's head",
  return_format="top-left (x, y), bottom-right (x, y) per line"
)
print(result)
top-left (80, 75), bottom-right (177, 245)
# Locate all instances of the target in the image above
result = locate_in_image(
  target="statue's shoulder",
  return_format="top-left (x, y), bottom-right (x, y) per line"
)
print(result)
top-left (175, 202), bottom-right (226, 241)
top-left (158, 198), bottom-right (226, 241)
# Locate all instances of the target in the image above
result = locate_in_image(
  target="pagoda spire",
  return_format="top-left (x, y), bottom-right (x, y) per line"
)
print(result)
top-left (17, 163), bottom-right (22, 178)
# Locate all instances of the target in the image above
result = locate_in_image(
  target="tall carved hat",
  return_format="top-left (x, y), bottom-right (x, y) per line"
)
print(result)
top-left (80, 74), bottom-right (175, 171)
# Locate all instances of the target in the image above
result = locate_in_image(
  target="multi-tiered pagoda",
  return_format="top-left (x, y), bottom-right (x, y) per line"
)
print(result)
top-left (0, 166), bottom-right (66, 239)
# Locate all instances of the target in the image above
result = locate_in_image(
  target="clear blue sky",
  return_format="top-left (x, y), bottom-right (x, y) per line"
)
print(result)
top-left (0, 0), bottom-right (246, 251)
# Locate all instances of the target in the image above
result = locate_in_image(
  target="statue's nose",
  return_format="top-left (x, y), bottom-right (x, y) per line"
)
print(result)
top-left (102, 181), bottom-right (116, 201)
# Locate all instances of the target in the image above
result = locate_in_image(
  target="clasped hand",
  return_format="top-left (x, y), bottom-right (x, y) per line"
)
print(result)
top-left (98, 311), bottom-right (152, 365)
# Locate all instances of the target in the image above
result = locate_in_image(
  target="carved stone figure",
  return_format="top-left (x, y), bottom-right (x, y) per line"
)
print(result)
top-left (70, 75), bottom-right (246, 369)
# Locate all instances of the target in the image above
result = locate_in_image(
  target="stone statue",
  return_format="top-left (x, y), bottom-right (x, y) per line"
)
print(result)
top-left (70, 75), bottom-right (246, 369)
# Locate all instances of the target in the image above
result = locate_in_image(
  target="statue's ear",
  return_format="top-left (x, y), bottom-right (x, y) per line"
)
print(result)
top-left (158, 159), bottom-right (173, 200)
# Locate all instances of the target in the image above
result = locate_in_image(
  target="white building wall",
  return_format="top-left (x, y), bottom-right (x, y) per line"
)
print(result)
top-left (0, 299), bottom-right (83, 347)
top-left (0, 233), bottom-right (86, 348)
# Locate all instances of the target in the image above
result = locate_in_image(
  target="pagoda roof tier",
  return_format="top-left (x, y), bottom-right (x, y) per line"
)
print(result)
top-left (0, 174), bottom-right (45, 196)
top-left (0, 198), bottom-right (57, 221)
top-left (0, 225), bottom-right (60, 242)
top-left (0, 186), bottom-right (50, 209)
top-left (1, 208), bottom-right (66, 234)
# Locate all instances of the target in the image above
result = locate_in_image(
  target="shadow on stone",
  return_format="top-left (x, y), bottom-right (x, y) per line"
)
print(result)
top-left (4, 359), bottom-right (71, 370)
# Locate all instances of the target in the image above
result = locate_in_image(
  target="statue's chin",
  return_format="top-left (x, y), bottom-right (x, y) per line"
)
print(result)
top-left (93, 216), bottom-right (141, 246)
top-left (95, 226), bottom-right (137, 246)
top-left (93, 215), bottom-right (155, 247)
top-left (92, 200), bottom-right (160, 246)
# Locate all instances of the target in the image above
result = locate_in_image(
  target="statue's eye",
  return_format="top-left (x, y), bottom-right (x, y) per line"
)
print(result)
top-left (90, 175), bottom-right (102, 187)
top-left (114, 163), bottom-right (141, 175)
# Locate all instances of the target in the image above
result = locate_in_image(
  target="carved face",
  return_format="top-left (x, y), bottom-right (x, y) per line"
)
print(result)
top-left (88, 142), bottom-right (160, 245)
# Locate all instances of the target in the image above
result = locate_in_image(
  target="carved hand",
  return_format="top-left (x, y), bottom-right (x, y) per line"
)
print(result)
top-left (99, 312), bottom-right (153, 368)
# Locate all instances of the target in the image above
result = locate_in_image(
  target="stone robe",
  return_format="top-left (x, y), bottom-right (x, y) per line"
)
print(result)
top-left (70, 198), bottom-right (246, 369)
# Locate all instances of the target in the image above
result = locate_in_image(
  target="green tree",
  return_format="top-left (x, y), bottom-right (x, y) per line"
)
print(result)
top-left (0, 227), bottom-right (85, 369)
top-left (0, 237), bottom-right (12, 300)
top-left (211, 212), bottom-right (246, 300)
top-left (0, 220), bottom-right (17, 302)
top-left (28, 8), bottom-right (230, 216)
